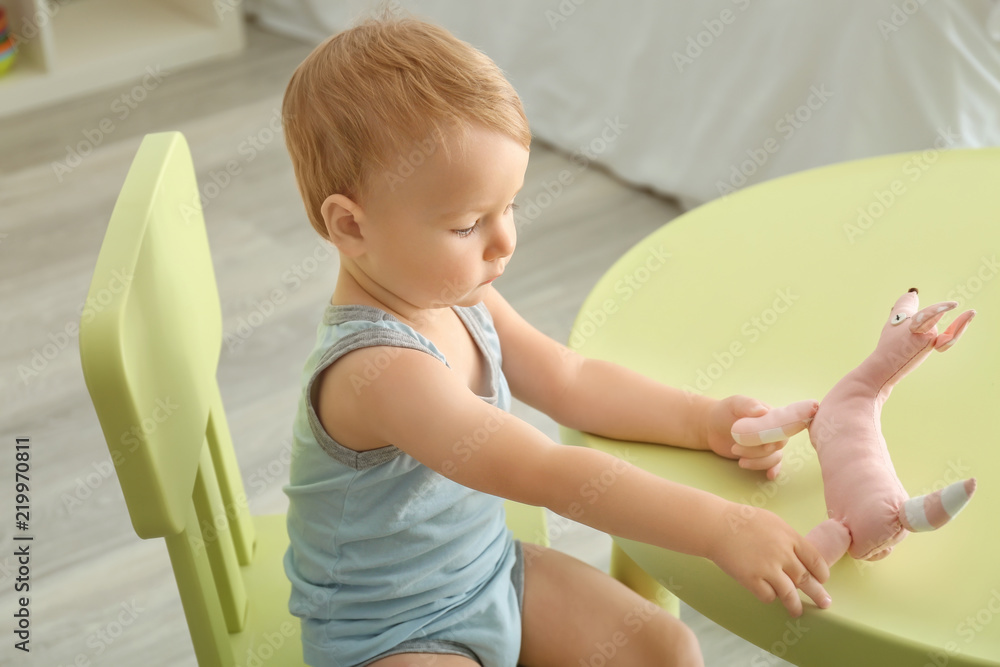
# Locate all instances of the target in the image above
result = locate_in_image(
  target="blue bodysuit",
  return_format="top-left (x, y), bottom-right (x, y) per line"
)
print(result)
top-left (283, 303), bottom-right (523, 667)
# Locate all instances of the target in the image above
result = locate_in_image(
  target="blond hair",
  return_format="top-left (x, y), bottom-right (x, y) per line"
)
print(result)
top-left (282, 14), bottom-right (532, 239)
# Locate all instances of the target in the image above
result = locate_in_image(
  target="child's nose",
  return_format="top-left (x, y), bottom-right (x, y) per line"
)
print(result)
top-left (486, 217), bottom-right (516, 259)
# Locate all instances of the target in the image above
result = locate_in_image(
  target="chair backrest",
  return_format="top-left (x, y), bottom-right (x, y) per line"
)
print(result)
top-left (80, 132), bottom-right (257, 665)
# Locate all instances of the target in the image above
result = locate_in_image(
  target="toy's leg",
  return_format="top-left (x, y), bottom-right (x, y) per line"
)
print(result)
top-left (807, 519), bottom-right (851, 567)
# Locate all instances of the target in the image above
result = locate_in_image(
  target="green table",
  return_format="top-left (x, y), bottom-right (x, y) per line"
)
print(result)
top-left (561, 148), bottom-right (1000, 666)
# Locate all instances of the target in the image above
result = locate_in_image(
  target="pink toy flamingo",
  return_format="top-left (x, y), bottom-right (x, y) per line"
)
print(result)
top-left (731, 289), bottom-right (977, 566)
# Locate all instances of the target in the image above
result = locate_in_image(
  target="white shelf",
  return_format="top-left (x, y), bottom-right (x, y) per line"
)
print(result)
top-left (0, 0), bottom-right (245, 118)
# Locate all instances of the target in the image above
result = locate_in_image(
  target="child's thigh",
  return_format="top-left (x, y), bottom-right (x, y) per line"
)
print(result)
top-left (365, 654), bottom-right (479, 667)
top-left (518, 543), bottom-right (703, 667)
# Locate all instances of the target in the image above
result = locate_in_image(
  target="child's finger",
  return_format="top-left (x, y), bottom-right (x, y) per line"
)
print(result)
top-left (791, 568), bottom-right (831, 612)
top-left (731, 440), bottom-right (784, 459)
top-left (773, 574), bottom-right (804, 617)
top-left (732, 394), bottom-right (769, 418)
top-left (795, 540), bottom-right (831, 584)
top-left (738, 450), bottom-right (783, 471)
top-left (746, 577), bottom-right (779, 606)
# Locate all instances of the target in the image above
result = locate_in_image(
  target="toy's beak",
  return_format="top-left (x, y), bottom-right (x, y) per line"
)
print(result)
top-left (910, 301), bottom-right (958, 334)
top-left (935, 309), bottom-right (976, 351)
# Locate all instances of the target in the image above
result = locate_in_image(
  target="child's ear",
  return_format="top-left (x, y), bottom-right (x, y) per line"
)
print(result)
top-left (321, 193), bottom-right (366, 257)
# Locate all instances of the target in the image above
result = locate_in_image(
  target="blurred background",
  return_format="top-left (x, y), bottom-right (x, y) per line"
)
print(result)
top-left (1, 1), bottom-right (999, 665)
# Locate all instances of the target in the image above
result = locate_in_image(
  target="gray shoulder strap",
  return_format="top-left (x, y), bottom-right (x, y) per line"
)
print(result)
top-left (305, 326), bottom-right (437, 469)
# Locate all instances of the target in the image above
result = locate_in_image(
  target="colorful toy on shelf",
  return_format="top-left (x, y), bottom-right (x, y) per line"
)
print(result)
top-left (731, 289), bottom-right (977, 567)
top-left (0, 6), bottom-right (19, 77)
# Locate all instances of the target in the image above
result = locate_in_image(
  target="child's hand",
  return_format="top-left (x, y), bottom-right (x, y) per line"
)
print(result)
top-left (710, 502), bottom-right (832, 617)
top-left (706, 395), bottom-right (785, 480)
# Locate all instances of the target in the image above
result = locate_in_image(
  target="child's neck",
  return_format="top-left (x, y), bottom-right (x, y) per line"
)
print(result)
top-left (330, 264), bottom-right (447, 330)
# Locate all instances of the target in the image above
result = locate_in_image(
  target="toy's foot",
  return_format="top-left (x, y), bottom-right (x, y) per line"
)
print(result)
top-left (900, 478), bottom-right (976, 532)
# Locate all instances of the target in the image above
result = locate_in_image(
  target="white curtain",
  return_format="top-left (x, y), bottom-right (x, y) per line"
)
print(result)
top-left (248, 0), bottom-right (1000, 209)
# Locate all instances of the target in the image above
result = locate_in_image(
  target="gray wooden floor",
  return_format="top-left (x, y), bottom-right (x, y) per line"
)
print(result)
top-left (0, 21), bottom-right (788, 667)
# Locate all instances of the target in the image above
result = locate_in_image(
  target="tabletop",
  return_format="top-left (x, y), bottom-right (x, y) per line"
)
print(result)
top-left (560, 148), bottom-right (1000, 666)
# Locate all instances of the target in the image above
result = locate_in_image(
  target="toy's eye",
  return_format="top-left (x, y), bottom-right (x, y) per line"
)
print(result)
top-left (890, 312), bottom-right (908, 325)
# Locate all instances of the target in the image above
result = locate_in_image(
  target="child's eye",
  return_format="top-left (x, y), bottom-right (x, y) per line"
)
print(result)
top-left (454, 222), bottom-right (478, 237)
top-left (454, 203), bottom-right (518, 237)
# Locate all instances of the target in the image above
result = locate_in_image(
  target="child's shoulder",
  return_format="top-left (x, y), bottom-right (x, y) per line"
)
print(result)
top-left (312, 336), bottom-right (436, 454)
top-left (311, 300), bottom-right (462, 454)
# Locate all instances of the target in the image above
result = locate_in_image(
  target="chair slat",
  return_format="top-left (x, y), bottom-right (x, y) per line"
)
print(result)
top-left (165, 500), bottom-right (237, 667)
top-left (193, 440), bottom-right (249, 633)
top-left (206, 383), bottom-right (257, 566)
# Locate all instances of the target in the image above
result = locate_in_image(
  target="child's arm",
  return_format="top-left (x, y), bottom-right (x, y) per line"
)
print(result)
top-left (484, 288), bottom-right (785, 476)
top-left (329, 342), bottom-right (830, 617)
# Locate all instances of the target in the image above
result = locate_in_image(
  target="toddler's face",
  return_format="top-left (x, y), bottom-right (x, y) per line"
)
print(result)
top-left (358, 124), bottom-right (529, 309)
